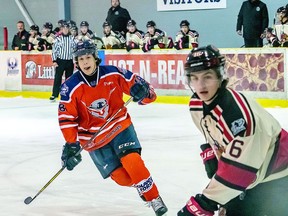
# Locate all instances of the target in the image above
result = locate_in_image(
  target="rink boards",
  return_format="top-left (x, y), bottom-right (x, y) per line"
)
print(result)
top-left (0, 48), bottom-right (287, 107)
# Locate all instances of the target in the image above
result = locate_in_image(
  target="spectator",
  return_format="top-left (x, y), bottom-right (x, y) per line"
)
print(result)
top-left (142, 20), bottom-right (173, 52)
top-left (274, 6), bottom-right (288, 47)
top-left (174, 20), bottom-right (199, 50)
top-left (28, 24), bottom-right (41, 51)
top-left (125, 19), bottom-right (144, 52)
top-left (70, 25), bottom-right (78, 38)
top-left (236, 0), bottom-right (269, 47)
top-left (102, 21), bottom-right (126, 49)
top-left (37, 22), bottom-right (55, 51)
top-left (264, 27), bottom-right (281, 47)
top-left (11, 20), bottom-right (30, 50)
top-left (50, 22), bottom-right (76, 102)
top-left (106, 0), bottom-right (131, 37)
top-left (53, 19), bottom-right (65, 37)
top-left (77, 21), bottom-right (96, 41)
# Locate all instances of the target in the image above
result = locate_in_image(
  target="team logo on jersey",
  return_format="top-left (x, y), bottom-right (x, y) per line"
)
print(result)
top-left (60, 84), bottom-right (69, 96)
top-left (88, 98), bottom-right (109, 119)
top-left (231, 118), bottom-right (246, 136)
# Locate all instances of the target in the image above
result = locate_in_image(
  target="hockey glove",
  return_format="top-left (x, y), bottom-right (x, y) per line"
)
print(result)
top-left (130, 78), bottom-right (150, 102)
top-left (200, 143), bottom-right (218, 179)
top-left (178, 195), bottom-right (217, 216)
top-left (61, 142), bottom-right (82, 171)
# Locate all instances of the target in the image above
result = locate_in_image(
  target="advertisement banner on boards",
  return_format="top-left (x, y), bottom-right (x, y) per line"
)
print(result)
top-left (0, 51), bottom-right (22, 91)
top-left (157, 0), bottom-right (227, 11)
top-left (22, 53), bottom-right (55, 86)
top-left (106, 53), bottom-right (188, 90)
top-left (21, 50), bottom-right (105, 86)
top-left (105, 51), bottom-right (284, 92)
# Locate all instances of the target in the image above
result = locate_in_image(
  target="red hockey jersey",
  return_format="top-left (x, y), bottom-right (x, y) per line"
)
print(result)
top-left (58, 65), bottom-right (156, 151)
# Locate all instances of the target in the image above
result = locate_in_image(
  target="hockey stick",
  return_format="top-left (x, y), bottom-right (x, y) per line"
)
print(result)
top-left (24, 96), bottom-right (133, 205)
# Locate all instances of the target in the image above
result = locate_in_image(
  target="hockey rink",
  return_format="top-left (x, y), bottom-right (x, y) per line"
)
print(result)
top-left (1, 97), bottom-right (288, 216)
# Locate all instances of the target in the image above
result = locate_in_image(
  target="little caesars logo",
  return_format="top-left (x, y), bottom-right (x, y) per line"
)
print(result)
top-left (25, 60), bottom-right (55, 79)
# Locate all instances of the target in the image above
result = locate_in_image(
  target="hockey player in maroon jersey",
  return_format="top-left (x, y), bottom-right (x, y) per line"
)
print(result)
top-left (58, 40), bottom-right (168, 216)
top-left (177, 45), bottom-right (288, 216)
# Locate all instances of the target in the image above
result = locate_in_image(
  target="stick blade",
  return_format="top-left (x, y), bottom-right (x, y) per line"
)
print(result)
top-left (24, 197), bottom-right (33, 205)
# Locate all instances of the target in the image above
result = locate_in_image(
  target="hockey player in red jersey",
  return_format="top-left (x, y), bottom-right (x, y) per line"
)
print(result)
top-left (177, 45), bottom-right (288, 216)
top-left (58, 40), bottom-right (167, 216)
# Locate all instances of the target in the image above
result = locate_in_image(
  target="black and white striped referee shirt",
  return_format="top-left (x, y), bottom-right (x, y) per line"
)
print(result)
top-left (52, 34), bottom-right (76, 61)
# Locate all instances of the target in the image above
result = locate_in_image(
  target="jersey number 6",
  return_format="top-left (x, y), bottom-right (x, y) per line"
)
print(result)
top-left (229, 140), bottom-right (244, 158)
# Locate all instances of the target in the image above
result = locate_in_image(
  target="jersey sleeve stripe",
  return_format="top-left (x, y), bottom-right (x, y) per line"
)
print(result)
top-left (60, 124), bottom-right (78, 129)
top-left (189, 99), bottom-right (203, 111)
top-left (58, 114), bottom-right (75, 119)
top-left (215, 156), bottom-right (257, 190)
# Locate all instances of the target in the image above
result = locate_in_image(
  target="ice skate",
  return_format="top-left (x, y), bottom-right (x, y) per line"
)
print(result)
top-left (149, 196), bottom-right (168, 216)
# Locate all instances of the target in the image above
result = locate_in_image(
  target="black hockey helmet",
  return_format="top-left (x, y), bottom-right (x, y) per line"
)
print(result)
top-left (185, 45), bottom-right (225, 75)
top-left (146, 20), bottom-right (156, 28)
top-left (180, 20), bottom-right (190, 27)
top-left (67, 20), bottom-right (77, 27)
top-left (277, 6), bottom-right (286, 13)
top-left (30, 24), bottom-right (39, 32)
top-left (43, 22), bottom-right (53, 31)
top-left (60, 21), bottom-right (70, 28)
top-left (127, 19), bottom-right (136, 27)
top-left (102, 21), bottom-right (112, 28)
top-left (58, 19), bottom-right (65, 26)
top-left (80, 21), bottom-right (89, 27)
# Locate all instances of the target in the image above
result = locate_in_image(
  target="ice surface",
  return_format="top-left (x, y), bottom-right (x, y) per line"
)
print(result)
top-left (0, 97), bottom-right (287, 216)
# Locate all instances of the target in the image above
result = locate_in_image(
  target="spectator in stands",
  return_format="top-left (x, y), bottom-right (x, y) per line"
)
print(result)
top-left (11, 20), bottom-right (30, 50)
top-left (77, 21), bottom-right (95, 41)
top-left (102, 21), bottom-right (126, 49)
top-left (236, 0), bottom-right (269, 47)
top-left (125, 19), bottom-right (144, 52)
top-left (28, 24), bottom-right (41, 51)
top-left (263, 27), bottom-right (280, 47)
top-left (70, 25), bottom-right (78, 38)
top-left (263, 6), bottom-right (288, 48)
top-left (106, 0), bottom-right (131, 37)
top-left (174, 20), bottom-right (199, 50)
top-left (142, 20), bottom-right (173, 52)
top-left (53, 19), bottom-right (65, 37)
top-left (37, 22), bottom-right (55, 51)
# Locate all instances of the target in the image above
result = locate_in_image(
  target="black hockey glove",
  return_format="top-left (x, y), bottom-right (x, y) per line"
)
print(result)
top-left (61, 142), bottom-right (82, 171)
top-left (126, 45), bottom-right (132, 52)
top-left (130, 78), bottom-right (150, 102)
top-left (149, 38), bottom-right (159, 46)
top-left (177, 194), bottom-right (217, 216)
top-left (200, 143), bottom-right (218, 179)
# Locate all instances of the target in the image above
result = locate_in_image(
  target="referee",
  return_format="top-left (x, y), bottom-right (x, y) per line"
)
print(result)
top-left (50, 21), bottom-right (76, 102)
